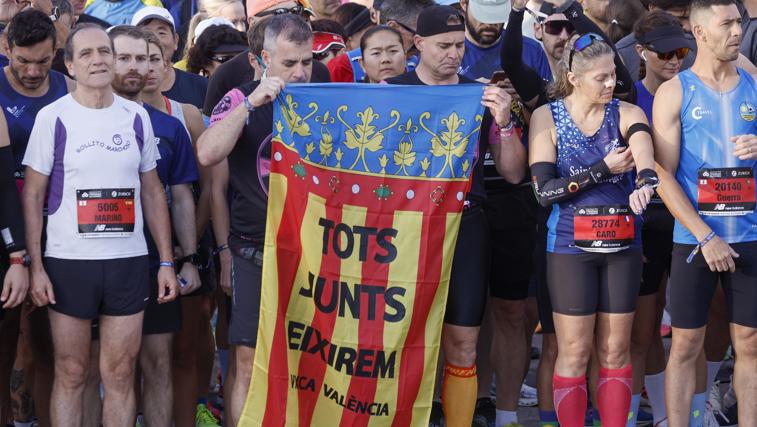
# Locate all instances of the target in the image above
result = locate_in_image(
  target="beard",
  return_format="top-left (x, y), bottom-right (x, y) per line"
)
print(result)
top-left (112, 72), bottom-right (146, 97)
top-left (465, 11), bottom-right (502, 46)
top-left (10, 65), bottom-right (47, 90)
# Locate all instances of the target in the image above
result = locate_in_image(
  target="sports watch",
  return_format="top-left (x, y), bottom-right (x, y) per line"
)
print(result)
top-left (9, 253), bottom-right (31, 267)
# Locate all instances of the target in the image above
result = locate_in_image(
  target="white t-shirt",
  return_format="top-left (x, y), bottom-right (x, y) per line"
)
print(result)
top-left (23, 94), bottom-right (159, 260)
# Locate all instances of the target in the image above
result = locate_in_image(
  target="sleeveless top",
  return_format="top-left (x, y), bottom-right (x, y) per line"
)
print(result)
top-left (546, 98), bottom-right (641, 254)
top-left (675, 68), bottom-right (757, 244)
top-left (165, 97), bottom-right (188, 134)
top-left (0, 69), bottom-right (68, 176)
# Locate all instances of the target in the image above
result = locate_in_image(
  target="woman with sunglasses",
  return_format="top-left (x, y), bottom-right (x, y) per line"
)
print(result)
top-left (627, 10), bottom-right (692, 427)
top-left (187, 22), bottom-right (248, 77)
top-left (529, 32), bottom-right (658, 427)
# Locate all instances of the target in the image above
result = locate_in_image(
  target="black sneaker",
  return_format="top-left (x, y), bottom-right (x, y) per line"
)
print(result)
top-left (429, 401), bottom-right (445, 427)
top-left (472, 397), bottom-right (496, 427)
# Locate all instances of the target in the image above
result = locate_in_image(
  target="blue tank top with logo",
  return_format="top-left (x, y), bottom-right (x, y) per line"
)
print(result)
top-left (0, 69), bottom-right (68, 176)
top-left (675, 68), bottom-right (757, 244)
top-left (546, 98), bottom-right (641, 254)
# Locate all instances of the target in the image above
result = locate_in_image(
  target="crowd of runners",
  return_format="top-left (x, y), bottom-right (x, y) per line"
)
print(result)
top-left (0, 0), bottom-right (756, 426)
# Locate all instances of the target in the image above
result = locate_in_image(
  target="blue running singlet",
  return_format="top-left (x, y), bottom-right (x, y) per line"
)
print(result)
top-left (0, 69), bottom-right (68, 176)
top-left (675, 68), bottom-right (757, 244)
top-left (546, 98), bottom-right (641, 254)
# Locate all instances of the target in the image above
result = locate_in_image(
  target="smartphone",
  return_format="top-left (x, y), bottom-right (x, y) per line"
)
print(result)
top-left (490, 71), bottom-right (508, 85)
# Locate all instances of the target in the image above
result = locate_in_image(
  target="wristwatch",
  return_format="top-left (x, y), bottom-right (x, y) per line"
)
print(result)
top-left (243, 96), bottom-right (256, 113)
top-left (49, 7), bottom-right (60, 22)
top-left (9, 253), bottom-right (31, 267)
top-left (179, 253), bottom-right (201, 267)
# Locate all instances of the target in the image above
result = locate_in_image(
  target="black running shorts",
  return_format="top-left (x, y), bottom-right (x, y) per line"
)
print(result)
top-left (445, 206), bottom-right (490, 327)
top-left (45, 256), bottom-right (150, 319)
top-left (142, 266), bottom-right (182, 335)
top-left (669, 241), bottom-right (757, 329)
top-left (639, 203), bottom-right (674, 296)
top-left (534, 207), bottom-right (555, 333)
top-left (547, 249), bottom-right (643, 316)
top-left (229, 243), bottom-right (263, 348)
top-left (484, 187), bottom-right (538, 301)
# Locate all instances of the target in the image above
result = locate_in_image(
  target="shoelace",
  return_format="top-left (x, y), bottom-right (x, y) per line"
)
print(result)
top-left (706, 401), bottom-right (731, 425)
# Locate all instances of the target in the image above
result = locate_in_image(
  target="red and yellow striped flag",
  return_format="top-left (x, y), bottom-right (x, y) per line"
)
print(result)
top-left (242, 83), bottom-right (484, 426)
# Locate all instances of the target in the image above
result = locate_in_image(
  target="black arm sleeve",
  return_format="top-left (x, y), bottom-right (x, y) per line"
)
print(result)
top-left (0, 145), bottom-right (26, 253)
top-left (560, 0), bottom-right (637, 103)
top-left (501, 8), bottom-right (549, 106)
top-left (531, 160), bottom-right (611, 207)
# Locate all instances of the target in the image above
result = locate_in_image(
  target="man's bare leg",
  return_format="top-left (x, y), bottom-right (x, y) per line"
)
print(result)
top-left (48, 309), bottom-right (91, 427)
top-left (230, 345), bottom-right (254, 426)
top-left (99, 313), bottom-right (144, 427)
top-left (140, 333), bottom-right (173, 426)
top-left (731, 323), bottom-right (757, 424)
top-left (82, 341), bottom-right (102, 427)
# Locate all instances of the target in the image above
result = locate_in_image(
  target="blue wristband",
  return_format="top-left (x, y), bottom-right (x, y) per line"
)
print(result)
top-left (686, 231), bottom-right (716, 264)
top-left (159, 261), bottom-right (174, 268)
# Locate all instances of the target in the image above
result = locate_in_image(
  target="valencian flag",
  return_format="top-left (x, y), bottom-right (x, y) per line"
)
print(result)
top-left (242, 83), bottom-right (485, 426)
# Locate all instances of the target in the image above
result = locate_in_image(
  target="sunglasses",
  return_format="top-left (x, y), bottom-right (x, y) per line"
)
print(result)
top-left (255, 5), bottom-right (305, 17)
top-left (392, 20), bottom-right (416, 35)
top-left (210, 55), bottom-right (235, 64)
top-left (569, 32), bottom-right (605, 71)
top-left (543, 20), bottom-right (574, 36)
top-left (649, 47), bottom-right (689, 61)
top-left (313, 48), bottom-right (342, 61)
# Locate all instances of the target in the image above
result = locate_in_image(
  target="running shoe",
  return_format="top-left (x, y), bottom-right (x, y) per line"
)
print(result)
top-left (428, 401), bottom-right (444, 427)
top-left (704, 400), bottom-right (737, 427)
top-left (518, 383), bottom-right (538, 407)
top-left (472, 397), bottom-right (496, 427)
top-left (721, 377), bottom-right (736, 409)
top-left (653, 419), bottom-right (668, 427)
top-left (636, 409), bottom-right (653, 426)
top-left (196, 403), bottom-right (221, 427)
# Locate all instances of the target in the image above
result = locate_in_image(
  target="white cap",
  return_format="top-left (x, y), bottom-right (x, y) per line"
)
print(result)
top-left (194, 17), bottom-right (235, 43)
top-left (131, 6), bottom-right (175, 31)
top-left (469, 0), bottom-right (511, 25)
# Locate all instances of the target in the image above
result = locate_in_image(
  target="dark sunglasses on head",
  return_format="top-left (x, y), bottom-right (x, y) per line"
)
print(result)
top-left (649, 47), bottom-right (689, 61)
top-left (210, 55), bottom-right (235, 64)
top-left (392, 20), bottom-right (416, 35)
top-left (569, 32), bottom-right (605, 71)
top-left (255, 5), bottom-right (305, 17)
top-left (543, 20), bottom-right (574, 36)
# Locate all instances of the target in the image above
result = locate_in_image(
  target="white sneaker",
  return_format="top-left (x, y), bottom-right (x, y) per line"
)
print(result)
top-left (707, 380), bottom-right (723, 412)
top-left (653, 419), bottom-right (668, 427)
top-left (518, 383), bottom-right (538, 407)
top-left (722, 376), bottom-right (736, 409)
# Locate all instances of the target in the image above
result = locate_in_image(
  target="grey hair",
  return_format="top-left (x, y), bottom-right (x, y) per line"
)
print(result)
top-left (262, 13), bottom-right (312, 54)
top-left (63, 23), bottom-right (112, 62)
top-left (548, 33), bottom-right (614, 99)
top-left (378, 0), bottom-right (434, 27)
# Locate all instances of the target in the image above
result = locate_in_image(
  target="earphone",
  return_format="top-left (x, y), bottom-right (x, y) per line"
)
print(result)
top-left (641, 51), bottom-right (648, 62)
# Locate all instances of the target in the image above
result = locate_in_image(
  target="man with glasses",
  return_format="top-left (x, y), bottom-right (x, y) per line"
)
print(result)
top-left (327, 0), bottom-right (432, 82)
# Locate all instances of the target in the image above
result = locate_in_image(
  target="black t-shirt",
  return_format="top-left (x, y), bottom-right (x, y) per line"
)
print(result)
top-left (210, 81), bottom-right (272, 245)
top-left (76, 13), bottom-right (110, 28)
top-left (202, 50), bottom-right (332, 116)
top-left (386, 71), bottom-right (492, 204)
top-left (164, 68), bottom-right (208, 110)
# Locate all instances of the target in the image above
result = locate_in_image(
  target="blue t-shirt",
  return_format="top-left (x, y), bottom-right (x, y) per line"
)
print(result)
top-left (460, 35), bottom-right (551, 82)
top-left (164, 68), bottom-right (208, 110)
top-left (84, 0), bottom-right (155, 26)
top-left (143, 103), bottom-right (199, 265)
top-left (546, 98), bottom-right (641, 254)
top-left (674, 68), bottom-right (757, 245)
top-left (635, 80), bottom-right (654, 124)
top-left (0, 54), bottom-right (8, 68)
top-left (0, 68), bottom-right (68, 175)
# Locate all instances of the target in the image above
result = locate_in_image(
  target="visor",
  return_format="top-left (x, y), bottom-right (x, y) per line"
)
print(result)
top-left (313, 32), bottom-right (345, 53)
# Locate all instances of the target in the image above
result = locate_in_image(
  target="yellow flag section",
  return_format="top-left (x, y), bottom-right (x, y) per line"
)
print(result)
top-left (241, 83), bottom-right (484, 426)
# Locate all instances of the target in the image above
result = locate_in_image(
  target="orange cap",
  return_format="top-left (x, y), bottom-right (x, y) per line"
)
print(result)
top-left (246, 0), bottom-right (310, 18)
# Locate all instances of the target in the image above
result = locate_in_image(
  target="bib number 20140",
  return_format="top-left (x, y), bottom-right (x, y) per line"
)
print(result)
top-left (698, 167), bottom-right (755, 216)
top-left (76, 188), bottom-right (135, 238)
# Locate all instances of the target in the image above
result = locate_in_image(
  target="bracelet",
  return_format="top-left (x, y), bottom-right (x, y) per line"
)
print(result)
top-left (159, 261), bottom-right (175, 268)
top-left (213, 243), bottom-right (229, 256)
top-left (499, 121), bottom-right (515, 139)
top-left (686, 231), bottom-right (716, 264)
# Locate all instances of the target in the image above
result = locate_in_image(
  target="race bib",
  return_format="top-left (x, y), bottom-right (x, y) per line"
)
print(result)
top-left (697, 168), bottom-right (755, 216)
top-left (574, 205), bottom-right (634, 252)
top-left (76, 188), bottom-right (135, 238)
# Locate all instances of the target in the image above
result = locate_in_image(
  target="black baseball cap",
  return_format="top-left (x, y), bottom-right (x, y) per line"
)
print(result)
top-left (416, 5), bottom-right (465, 37)
top-left (637, 25), bottom-right (693, 52)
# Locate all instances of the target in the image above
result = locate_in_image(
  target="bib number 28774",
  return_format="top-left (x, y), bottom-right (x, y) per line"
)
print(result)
top-left (76, 188), bottom-right (135, 238)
